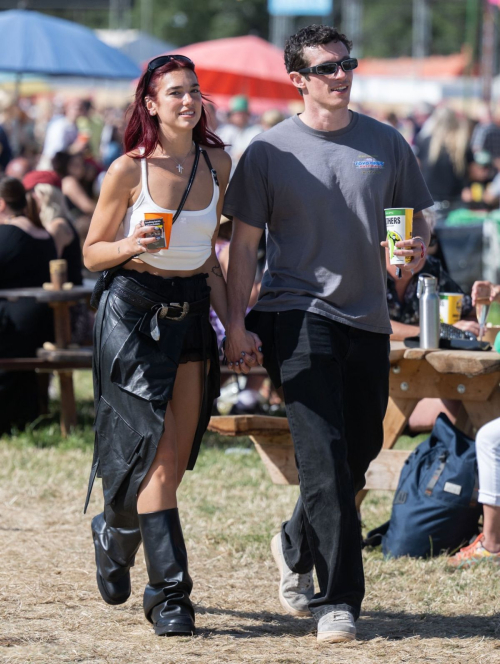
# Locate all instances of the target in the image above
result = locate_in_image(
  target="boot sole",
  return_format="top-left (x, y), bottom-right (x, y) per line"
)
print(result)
top-left (95, 570), bottom-right (130, 606)
top-left (155, 623), bottom-right (195, 637)
top-left (317, 630), bottom-right (356, 643)
top-left (271, 534), bottom-right (310, 618)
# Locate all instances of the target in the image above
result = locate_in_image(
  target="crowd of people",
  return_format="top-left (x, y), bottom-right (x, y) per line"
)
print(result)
top-left (1, 23), bottom-right (500, 645)
top-left (0, 65), bottom-right (499, 431)
top-left (1, 86), bottom-right (500, 238)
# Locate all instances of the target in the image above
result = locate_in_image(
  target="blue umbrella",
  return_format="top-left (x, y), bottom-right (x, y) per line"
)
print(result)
top-left (0, 10), bottom-right (140, 79)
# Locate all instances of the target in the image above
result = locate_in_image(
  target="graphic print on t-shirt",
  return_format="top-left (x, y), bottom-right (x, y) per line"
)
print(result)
top-left (354, 154), bottom-right (385, 174)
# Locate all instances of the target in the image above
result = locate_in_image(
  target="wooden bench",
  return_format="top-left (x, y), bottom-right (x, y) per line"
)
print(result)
top-left (208, 415), bottom-right (410, 501)
top-left (0, 347), bottom-right (93, 435)
top-left (0, 351), bottom-right (262, 437)
top-left (0, 273), bottom-right (94, 435)
top-left (209, 342), bottom-right (500, 505)
top-left (0, 347), bottom-right (93, 372)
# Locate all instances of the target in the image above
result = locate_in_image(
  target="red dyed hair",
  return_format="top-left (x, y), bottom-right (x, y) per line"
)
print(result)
top-left (123, 58), bottom-right (224, 158)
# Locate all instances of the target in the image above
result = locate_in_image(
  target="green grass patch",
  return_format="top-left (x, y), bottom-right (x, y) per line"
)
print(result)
top-left (487, 301), bottom-right (500, 325)
top-left (393, 432), bottom-right (429, 450)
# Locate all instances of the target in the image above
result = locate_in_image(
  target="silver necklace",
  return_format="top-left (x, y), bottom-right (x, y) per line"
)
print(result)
top-left (165, 141), bottom-right (195, 174)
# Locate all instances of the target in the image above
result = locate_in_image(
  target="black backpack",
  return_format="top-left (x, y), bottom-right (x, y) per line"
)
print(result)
top-left (365, 413), bottom-right (481, 558)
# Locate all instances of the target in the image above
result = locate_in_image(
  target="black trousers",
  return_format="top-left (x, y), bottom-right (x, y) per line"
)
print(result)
top-left (247, 309), bottom-right (390, 621)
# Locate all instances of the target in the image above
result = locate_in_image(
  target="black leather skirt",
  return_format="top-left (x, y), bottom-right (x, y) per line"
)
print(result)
top-left (84, 269), bottom-right (220, 515)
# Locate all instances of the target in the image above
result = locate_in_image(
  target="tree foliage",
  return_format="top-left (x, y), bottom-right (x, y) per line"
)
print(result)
top-left (130, 0), bottom-right (269, 45)
top-left (362, 0), bottom-right (471, 58)
top-left (43, 0), bottom-right (480, 58)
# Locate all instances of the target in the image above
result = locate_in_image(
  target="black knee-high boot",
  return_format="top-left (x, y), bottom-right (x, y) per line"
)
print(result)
top-left (139, 508), bottom-right (195, 636)
top-left (91, 511), bottom-right (142, 605)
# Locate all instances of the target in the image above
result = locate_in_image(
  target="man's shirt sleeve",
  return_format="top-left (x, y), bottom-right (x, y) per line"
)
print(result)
top-left (222, 140), bottom-right (271, 230)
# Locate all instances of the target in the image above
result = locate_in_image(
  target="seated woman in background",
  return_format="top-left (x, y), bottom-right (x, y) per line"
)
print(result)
top-left (23, 170), bottom-right (83, 285)
top-left (449, 280), bottom-right (500, 566)
top-left (23, 170), bottom-right (92, 344)
top-left (52, 151), bottom-right (96, 244)
top-left (387, 250), bottom-right (478, 433)
top-left (0, 177), bottom-right (57, 434)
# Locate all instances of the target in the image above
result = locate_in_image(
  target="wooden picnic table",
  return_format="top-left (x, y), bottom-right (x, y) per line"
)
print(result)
top-left (208, 341), bottom-right (500, 505)
top-left (385, 341), bottom-right (500, 447)
top-left (0, 284), bottom-right (94, 435)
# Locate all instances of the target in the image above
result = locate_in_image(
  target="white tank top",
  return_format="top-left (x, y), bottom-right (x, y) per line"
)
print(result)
top-left (122, 152), bottom-right (219, 270)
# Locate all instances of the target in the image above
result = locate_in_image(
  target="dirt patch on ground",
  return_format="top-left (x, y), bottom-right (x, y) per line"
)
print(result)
top-left (1, 443), bottom-right (499, 664)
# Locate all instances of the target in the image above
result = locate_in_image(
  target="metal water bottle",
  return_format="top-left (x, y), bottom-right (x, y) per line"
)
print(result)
top-left (417, 274), bottom-right (440, 349)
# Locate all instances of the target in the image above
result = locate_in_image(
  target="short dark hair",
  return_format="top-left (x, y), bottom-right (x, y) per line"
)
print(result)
top-left (52, 151), bottom-right (71, 178)
top-left (0, 176), bottom-right (44, 229)
top-left (284, 24), bottom-right (352, 74)
top-left (0, 176), bottom-right (27, 214)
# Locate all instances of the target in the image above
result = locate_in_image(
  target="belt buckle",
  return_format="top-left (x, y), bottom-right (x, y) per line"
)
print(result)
top-left (159, 301), bottom-right (190, 321)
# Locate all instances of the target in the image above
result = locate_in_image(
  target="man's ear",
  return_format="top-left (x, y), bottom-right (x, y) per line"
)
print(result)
top-left (289, 71), bottom-right (307, 94)
top-left (0, 198), bottom-right (6, 214)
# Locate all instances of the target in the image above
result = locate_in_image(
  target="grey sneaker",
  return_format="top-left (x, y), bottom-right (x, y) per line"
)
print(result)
top-left (271, 532), bottom-right (314, 617)
top-left (317, 610), bottom-right (356, 643)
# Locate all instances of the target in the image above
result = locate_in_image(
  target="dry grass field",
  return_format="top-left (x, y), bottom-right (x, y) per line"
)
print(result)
top-left (1, 373), bottom-right (500, 664)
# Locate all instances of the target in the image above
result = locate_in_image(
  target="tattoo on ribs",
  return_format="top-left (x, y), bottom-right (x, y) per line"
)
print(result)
top-left (117, 246), bottom-right (121, 254)
top-left (211, 263), bottom-right (223, 278)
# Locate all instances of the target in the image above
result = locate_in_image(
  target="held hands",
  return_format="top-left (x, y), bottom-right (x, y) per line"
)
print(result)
top-left (225, 326), bottom-right (264, 375)
top-left (128, 220), bottom-right (162, 255)
top-left (380, 236), bottom-right (427, 273)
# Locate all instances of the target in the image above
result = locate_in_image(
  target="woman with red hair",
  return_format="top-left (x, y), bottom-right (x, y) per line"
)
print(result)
top-left (83, 55), bottom-right (260, 637)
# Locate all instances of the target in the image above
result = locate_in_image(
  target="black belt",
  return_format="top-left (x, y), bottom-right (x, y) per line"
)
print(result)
top-left (110, 279), bottom-right (209, 341)
top-left (111, 282), bottom-right (208, 317)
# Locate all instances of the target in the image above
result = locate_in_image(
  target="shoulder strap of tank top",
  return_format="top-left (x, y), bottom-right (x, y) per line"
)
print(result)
top-left (140, 156), bottom-right (148, 182)
top-left (139, 147), bottom-right (149, 197)
top-left (172, 142), bottom-right (201, 224)
top-left (200, 147), bottom-right (219, 187)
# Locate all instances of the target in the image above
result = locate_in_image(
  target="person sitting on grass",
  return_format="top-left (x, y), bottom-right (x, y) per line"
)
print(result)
top-left (387, 249), bottom-right (478, 433)
top-left (448, 280), bottom-right (500, 566)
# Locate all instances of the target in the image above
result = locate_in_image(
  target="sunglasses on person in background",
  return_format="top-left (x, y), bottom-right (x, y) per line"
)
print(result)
top-left (144, 55), bottom-right (195, 90)
top-left (298, 58), bottom-right (358, 76)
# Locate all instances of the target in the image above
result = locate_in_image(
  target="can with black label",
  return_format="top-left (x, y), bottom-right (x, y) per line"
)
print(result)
top-left (144, 214), bottom-right (169, 250)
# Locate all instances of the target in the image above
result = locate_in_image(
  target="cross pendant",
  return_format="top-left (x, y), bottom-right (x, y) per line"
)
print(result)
top-left (177, 164), bottom-right (183, 173)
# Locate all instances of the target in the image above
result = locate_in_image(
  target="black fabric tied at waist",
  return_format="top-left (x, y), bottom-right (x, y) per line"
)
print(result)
top-left (110, 279), bottom-right (209, 341)
top-left (84, 274), bottom-right (218, 514)
top-left (109, 277), bottom-right (211, 404)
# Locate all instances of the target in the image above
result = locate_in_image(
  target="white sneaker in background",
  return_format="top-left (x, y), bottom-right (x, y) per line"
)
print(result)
top-left (271, 532), bottom-right (314, 617)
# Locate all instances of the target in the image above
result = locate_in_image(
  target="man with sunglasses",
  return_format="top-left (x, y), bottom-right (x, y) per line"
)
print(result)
top-left (223, 25), bottom-right (433, 643)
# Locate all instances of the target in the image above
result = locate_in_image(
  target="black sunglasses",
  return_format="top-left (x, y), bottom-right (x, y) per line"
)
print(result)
top-left (298, 58), bottom-right (358, 76)
top-left (144, 55), bottom-right (195, 90)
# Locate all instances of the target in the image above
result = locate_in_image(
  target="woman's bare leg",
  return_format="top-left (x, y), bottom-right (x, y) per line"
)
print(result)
top-left (136, 361), bottom-right (205, 513)
top-left (483, 505), bottom-right (500, 553)
top-left (171, 360), bottom-right (208, 485)
top-left (408, 398), bottom-right (461, 433)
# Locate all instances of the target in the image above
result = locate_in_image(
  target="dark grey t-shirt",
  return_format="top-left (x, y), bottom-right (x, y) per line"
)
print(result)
top-left (223, 112), bottom-right (433, 334)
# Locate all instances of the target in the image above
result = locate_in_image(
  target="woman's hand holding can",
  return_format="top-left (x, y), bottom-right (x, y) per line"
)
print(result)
top-left (128, 220), bottom-right (162, 254)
